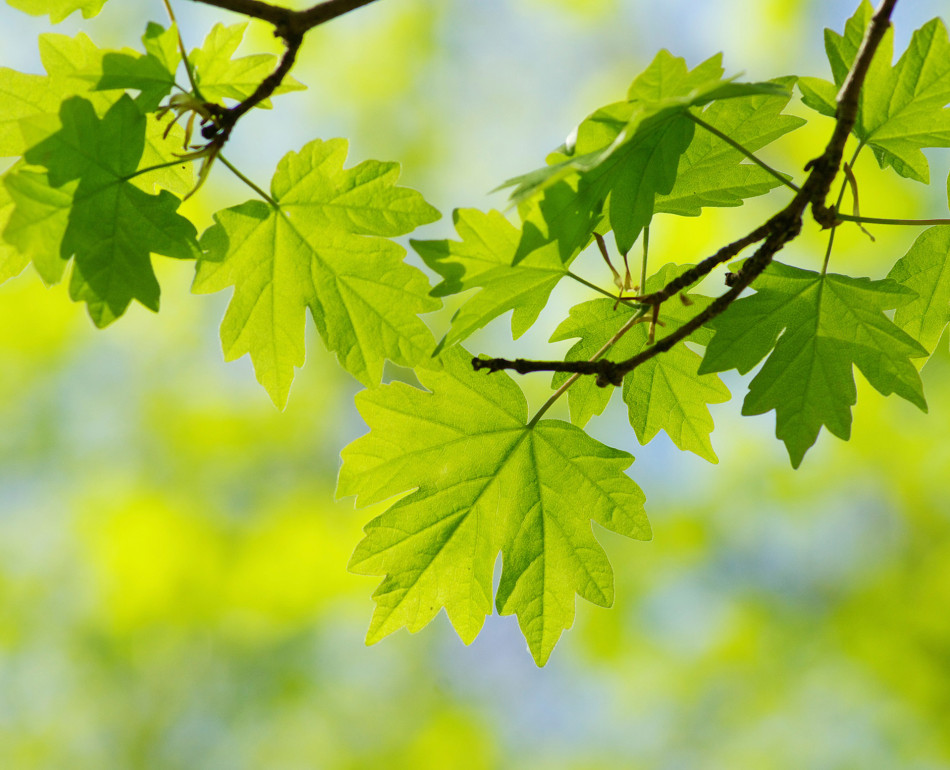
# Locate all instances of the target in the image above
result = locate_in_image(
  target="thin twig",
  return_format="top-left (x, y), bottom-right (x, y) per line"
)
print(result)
top-left (526, 307), bottom-right (649, 427)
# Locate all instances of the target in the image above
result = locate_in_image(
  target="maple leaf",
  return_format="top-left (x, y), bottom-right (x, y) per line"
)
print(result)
top-left (18, 95), bottom-right (199, 326)
top-left (513, 177), bottom-right (603, 265)
top-left (96, 23), bottom-right (180, 111)
top-left (193, 138), bottom-right (441, 408)
top-left (654, 77), bottom-right (805, 216)
top-left (551, 264), bottom-right (730, 462)
top-left (503, 51), bottom-right (790, 253)
top-left (886, 225), bottom-right (950, 356)
top-left (338, 346), bottom-right (650, 666)
top-left (2, 166), bottom-right (74, 284)
top-left (700, 261), bottom-right (928, 467)
top-left (189, 23), bottom-right (305, 107)
top-left (0, 32), bottom-right (193, 194)
top-left (799, 2), bottom-right (950, 182)
top-left (6, 0), bottom-right (107, 23)
top-left (411, 208), bottom-right (570, 350)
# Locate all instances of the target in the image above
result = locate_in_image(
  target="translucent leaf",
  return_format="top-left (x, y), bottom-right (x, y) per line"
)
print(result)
top-left (550, 264), bottom-right (729, 462)
top-left (412, 208), bottom-right (569, 349)
top-left (700, 261), bottom-right (928, 467)
top-left (194, 138), bottom-right (440, 407)
top-left (886, 225), bottom-right (950, 356)
top-left (338, 346), bottom-right (650, 666)
top-left (16, 95), bottom-right (199, 326)
top-left (189, 23), bottom-right (305, 107)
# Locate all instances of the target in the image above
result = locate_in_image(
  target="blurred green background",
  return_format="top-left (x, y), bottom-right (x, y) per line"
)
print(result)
top-left (1, 0), bottom-right (950, 767)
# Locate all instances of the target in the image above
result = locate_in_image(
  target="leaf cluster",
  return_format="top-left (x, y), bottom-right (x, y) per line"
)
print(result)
top-left (2, 0), bottom-right (950, 665)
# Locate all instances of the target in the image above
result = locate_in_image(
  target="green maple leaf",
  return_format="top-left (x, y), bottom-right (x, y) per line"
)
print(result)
top-left (6, 0), bottom-right (107, 23)
top-left (654, 77), bottom-right (805, 216)
top-left (412, 209), bottom-right (570, 350)
top-left (0, 66), bottom-right (64, 158)
top-left (338, 346), bottom-right (650, 666)
top-left (0, 32), bottom-right (193, 195)
top-left (513, 177), bottom-right (602, 265)
top-left (699, 261), bottom-right (928, 467)
top-left (189, 23), bottom-right (305, 107)
top-left (799, 2), bottom-right (950, 182)
top-left (550, 264), bottom-right (730, 462)
top-left (194, 138), bottom-right (441, 408)
top-left (96, 23), bottom-right (180, 110)
top-left (2, 167), bottom-right (74, 284)
top-left (886, 225), bottom-right (950, 355)
top-left (503, 51), bottom-right (790, 253)
top-left (18, 95), bottom-right (199, 326)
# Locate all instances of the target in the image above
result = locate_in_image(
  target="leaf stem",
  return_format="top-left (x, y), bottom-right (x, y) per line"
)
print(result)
top-left (688, 112), bottom-right (800, 193)
top-left (219, 154), bottom-right (278, 207)
top-left (162, 0), bottom-right (203, 98)
top-left (640, 225), bottom-right (649, 292)
top-left (566, 271), bottom-right (645, 309)
top-left (835, 213), bottom-right (950, 227)
top-left (822, 143), bottom-right (862, 275)
top-left (527, 306), bottom-right (649, 427)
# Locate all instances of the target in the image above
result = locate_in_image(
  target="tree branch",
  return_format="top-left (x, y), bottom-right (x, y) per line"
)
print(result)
top-left (475, 0), bottom-right (899, 386)
top-left (185, 0), bottom-right (383, 146)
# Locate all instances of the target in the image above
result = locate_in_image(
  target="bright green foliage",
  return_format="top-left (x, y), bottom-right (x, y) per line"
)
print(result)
top-left (194, 138), bottom-right (440, 408)
top-left (799, 2), bottom-right (950, 182)
top-left (6, 0), bottom-right (107, 23)
top-left (551, 264), bottom-right (730, 462)
top-left (654, 77), bottom-right (805, 215)
top-left (2, 167), bottom-right (74, 283)
top-left (504, 50), bottom-right (791, 253)
top-left (339, 346), bottom-right (650, 666)
top-left (0, 32), bottom-right (193, 192)
top-left (12, 96), bottom-right (199, 326)
top-left (412, 208), bottom-right (570, 350)
top-left (513, 177), bottom-right (601, 265)
top-left (3, 0), bottom-right (950, 667)
top-left (886, 226), bottom-right (950, 355)
top-left (96, 23), bottom-right (180, 111)
top-left (189, 23), bottom-right (305, 107)
top-left (700, 262), bottom-right (928, 467)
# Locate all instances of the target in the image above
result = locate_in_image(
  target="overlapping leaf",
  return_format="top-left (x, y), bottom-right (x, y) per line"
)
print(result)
top-left (194, 138), bottom-right (441, 407)
top-left (551, 264), bottom-right (729, 462)
top-left (886, 225), bottom-right (950, 355)
top-left (654, 77), bottom-right (804, 216)
top-left (700, 262), bottom-right (928, 467)
top-left (2, 166), bottom-right (74, 284)
top-left (503, 51), bottom-right (791, 253)
top-left (11, 95), bottom-right (199, 326)
top-left (189, 23), bottom-right (305, 107)
top-left (96, 22), bottom-right (180, 110)
top-left (338, 346), bottom-right (650, 666)
top-left (0, 31), bottom-right (193, 194)
top-left (412, 208), bottom-right (570, 350)
top-left (799, 2), bottom-right (950, 182)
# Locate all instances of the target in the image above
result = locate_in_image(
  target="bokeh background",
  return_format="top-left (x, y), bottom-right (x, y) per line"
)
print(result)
top-left (2, 0), bottom-right (950, 767)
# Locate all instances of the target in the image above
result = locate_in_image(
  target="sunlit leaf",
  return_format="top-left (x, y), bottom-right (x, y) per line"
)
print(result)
top-left (194, 138), bottom-right (440, 407)
top-left (339, 346), bottom-right (650, 666)
top-left (700, 261), bottom-right (928, 467)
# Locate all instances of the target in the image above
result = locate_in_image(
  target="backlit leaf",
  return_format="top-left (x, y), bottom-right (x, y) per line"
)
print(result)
top-left (339, 346), bottom-right (650, 666)
top-left (700, 261), bottom-right (928, 467)
top-left (194, 138), bottom-right (441, 407)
